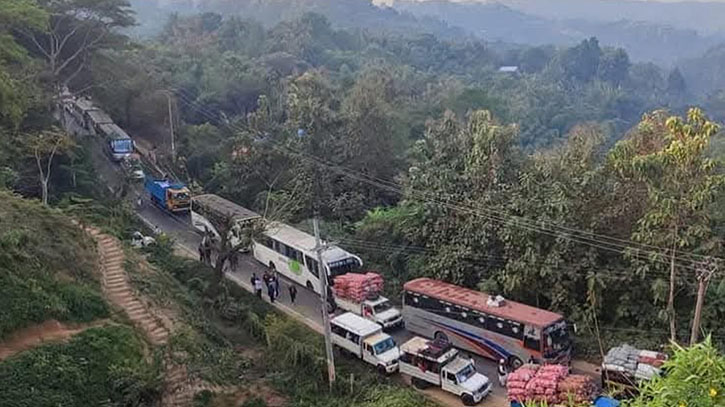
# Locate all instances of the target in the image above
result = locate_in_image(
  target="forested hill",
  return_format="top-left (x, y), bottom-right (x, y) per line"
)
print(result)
top-left (128, 0), bottom-right (466, 39)
top-left (391, 0), bottom-right (723, 65)
top-left (130, 0), bottom-right (724, 66)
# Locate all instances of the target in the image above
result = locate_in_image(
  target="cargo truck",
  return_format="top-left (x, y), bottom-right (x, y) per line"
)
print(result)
top-left (144, 178), bottom-right (191, 213)
top-left (399, 336), bottom-right (491, 406)
top-left (331, 273), bottom-right (403, 329)
top-left (333, 294), bottom-right (403, 330)
top-left (330, 312), bottom-right (400, 374)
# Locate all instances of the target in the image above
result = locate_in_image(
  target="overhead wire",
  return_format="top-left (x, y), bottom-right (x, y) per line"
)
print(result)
top-left (170, 88), bottom-right (713, 273)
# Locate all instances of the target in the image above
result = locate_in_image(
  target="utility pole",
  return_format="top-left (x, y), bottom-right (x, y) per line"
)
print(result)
top-left (164, 91), bottom-right (176, 162)
top-left (314, 216), bottom-right (336, 389)
top-left (689, 257), bottom-right (718, 345)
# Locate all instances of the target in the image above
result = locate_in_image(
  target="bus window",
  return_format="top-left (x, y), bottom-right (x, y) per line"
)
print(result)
top-left (523, 326), bottom-right (541, 351)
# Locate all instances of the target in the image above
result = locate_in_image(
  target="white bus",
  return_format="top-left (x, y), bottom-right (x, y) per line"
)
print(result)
top-left (402, 278), bottom-right (572, 368)
top-left (253, 222), bottom-right (363, 293)
top-left (191, 194), bottom-right (260, 248)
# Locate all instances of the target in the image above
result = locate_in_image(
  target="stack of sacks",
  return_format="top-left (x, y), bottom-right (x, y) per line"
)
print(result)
top-left (524, 365), bottom-right (570, 404)
top-left (332, 272), bottom-right (384, 302)
top-left (603, 345), bottom-right (666, 381)
top-left (558, 374), bottom-right (597, 404)
top-left (506, 365), bottom-right (539, 402)
top-left (603, 344), bottom-right (639, 375)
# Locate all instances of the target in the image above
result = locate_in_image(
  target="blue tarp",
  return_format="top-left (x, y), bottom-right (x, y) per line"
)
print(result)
top-left (594, 396), bottom-right (621, 407)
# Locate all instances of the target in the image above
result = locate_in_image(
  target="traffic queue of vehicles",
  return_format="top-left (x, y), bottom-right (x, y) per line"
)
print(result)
top-left (61, 92), bottom-right (636, 406)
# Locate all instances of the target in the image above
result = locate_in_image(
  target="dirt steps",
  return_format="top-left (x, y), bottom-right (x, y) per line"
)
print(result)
top-left (87, 228), bottom-right (169, 346)
top-left (87, 227), bottom-right (229, 406)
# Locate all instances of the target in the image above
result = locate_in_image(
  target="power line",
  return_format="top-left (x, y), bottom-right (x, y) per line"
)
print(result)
top-left (170, 89), bottom-right (712, 272)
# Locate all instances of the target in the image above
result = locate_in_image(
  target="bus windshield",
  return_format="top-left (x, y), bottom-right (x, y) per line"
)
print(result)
top-left (112, 138), bottom-right (133, 153)
top-left (544, 321), bottom-right (570, 352)
top-left (373, 338), bottom-right (396, 355)
top-left (327, 257), bottom-right (362, 277)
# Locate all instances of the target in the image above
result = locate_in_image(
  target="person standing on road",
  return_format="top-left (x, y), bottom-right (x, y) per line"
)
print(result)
top-left (289, 285), bottom-right (298, 304)
top-left (267, 280), bottom-right (276, 303)
top-left (250, 273), bottom-right (258, 287)
top-left (254, 278), bottom-right (263, 299)
top-left (272, 275), bottom-right (280, 299)
top-left (497, 359), bottom-right (509, 387)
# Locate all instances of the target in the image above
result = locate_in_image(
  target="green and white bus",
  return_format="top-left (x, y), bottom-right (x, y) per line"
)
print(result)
top-left (253, 222), bottom-right (363, 293)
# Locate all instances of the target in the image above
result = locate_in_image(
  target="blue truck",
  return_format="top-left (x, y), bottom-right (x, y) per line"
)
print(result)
top-left (144, 178), bottom-right (191, 213)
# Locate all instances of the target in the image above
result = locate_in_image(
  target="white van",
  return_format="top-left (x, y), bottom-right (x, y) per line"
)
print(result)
top-left (330, 312), bottom-right (400, 374)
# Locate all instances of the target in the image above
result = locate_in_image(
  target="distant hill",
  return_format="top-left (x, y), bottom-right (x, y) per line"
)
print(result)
top-left (390, 0), bottom-right (722, 65)
top-left (502, 0), bottom-right (725, 35)
top-left (128, 0), bottom-right (467, 40)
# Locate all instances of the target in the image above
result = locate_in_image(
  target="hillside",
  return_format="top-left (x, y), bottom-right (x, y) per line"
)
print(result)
top-left (0, 192), bottom-right (158, 406)
top-left (0, 191), bottom-right (107, 338)
top-left (391, 0), bottom-right (722, 65)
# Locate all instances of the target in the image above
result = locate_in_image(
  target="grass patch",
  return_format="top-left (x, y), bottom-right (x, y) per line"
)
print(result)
top-left (0, 325), bottom-right (161, 407)
top-left (0, 191), bottom-right (108, 339)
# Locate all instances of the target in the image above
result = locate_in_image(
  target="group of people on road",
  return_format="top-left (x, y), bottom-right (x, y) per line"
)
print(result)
top-left (251, 272), bottom-right (298, 305)
top-left (498, 355), bottom-right (538, 387)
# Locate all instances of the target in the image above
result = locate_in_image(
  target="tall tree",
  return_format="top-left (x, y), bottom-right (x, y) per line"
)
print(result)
top-left (0, 0), bottom-right (47, 127)
top-left (26, 128), bottom-right (73, 205)
top-left (609, 108), bottom-right (724, 342)
top-left (22, 0), bottom-right (134, 90)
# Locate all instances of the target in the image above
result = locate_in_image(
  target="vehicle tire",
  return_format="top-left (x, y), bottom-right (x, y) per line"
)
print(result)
top-left (268, 261), bottom-right (276, 270)
top-left (306, 281), bottom-right (314, 291)
top-left (509, 355), bottom-right (524, 369)
top-left (461, 393), bottom-right (476, 406)
top-left (434, 331), bottom-right (449, 343)
top-left (377, 365), bottom-right (387, 376)
top-left (411, 377), bottom-right (429, 389)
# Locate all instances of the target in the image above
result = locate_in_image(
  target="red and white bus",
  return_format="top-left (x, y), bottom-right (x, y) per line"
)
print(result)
top-left (402, 278), bottom-right (572, 368)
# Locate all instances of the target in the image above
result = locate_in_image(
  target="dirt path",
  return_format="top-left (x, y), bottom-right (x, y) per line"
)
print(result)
top-left (87, 227), bottom-right (231, 407)
top-left (0, 319), bottom-right (109, 361)
top-left (88, 227), bottom-right (170, 345)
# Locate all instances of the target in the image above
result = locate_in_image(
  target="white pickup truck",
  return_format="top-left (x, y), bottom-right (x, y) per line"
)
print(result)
top-left (330, 312), bottom-right (400, 374)
top-left (399, 337), bottom-right (491, 406)
top-left (333, 294), bottom-right (403, 330)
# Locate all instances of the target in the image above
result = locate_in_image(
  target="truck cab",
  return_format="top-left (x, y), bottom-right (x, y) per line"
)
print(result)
top-left (348, 295), bottom-right (403, 330)
top-left (400, 337), bottom-right (490, 406)
top-left (330, 312), bottom-right (400, 374)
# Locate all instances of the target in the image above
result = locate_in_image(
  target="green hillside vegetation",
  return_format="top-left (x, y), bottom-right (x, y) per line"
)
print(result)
top-left (0, 191), bottom-right (108, 339)
top-left (0, 325), bottom-right (159, 407)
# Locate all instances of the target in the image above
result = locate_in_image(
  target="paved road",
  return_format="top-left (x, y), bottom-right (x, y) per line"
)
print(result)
top-left (137, 203), bottom-right (511, 406)
top-left (72, 103), bottom-right (602, 407)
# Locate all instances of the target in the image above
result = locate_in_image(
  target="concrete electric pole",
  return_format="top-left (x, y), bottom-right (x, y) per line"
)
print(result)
top-left (314, 215), bottom-right (336, 389)
top-left (689, 257), bottom-right (718, 346)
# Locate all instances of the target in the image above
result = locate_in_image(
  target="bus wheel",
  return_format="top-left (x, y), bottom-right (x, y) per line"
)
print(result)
top-left (306, 281), bottom-right (314, 291)
top-left (461, 393), bottom-right (476, 406)
top-left (434, 331), bottom-right (449, 343)
top-left (411, 377), bottom-right (429, 389)
top-left (268, 261), bottom-right (276, 270)
top-left (509, 355), bottom-right (524, 369)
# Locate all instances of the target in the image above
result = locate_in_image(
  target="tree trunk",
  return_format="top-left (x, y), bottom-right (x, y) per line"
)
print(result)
top-left (40, 179), bottom-right (49, 206)
top-left (667, 228), bottom-right (678, 342)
